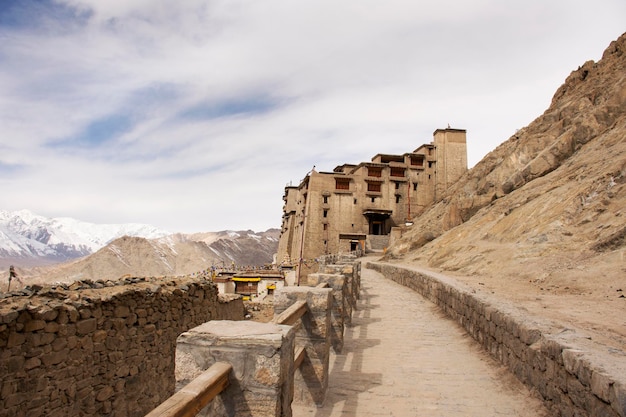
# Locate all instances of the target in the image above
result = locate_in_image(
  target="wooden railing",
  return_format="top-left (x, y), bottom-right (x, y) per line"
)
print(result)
top-left (144, 254), bottom-right (361, 417)
top-left (271, 299), bottom-right (307, 325)
top-left (271, 300), bottom-right (309, 373)
top-left (145, 299), bottom-right (311, 417)
top-left (145, 362), bottom-right (232, 417)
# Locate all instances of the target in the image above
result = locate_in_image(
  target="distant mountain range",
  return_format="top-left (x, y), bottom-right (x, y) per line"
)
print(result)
top-left (0, 210), bottom-right (279, 285)
top-left (0, 210), bottom-right (169, 267)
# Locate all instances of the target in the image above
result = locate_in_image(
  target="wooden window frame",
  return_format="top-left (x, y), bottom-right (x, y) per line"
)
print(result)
top-left (390, 167), bottom-right (406, 177)
top-left (335, 178), bottom-right (350, 190)
top-left (367, 182), bottom-right (381, 193)
top-left (367, 166), bottom-right (382, 177)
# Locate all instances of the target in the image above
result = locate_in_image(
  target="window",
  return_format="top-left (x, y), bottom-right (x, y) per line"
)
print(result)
top-left (353, 198), bottom-right (357, 204)
top-left (323, 223), bottom-right (328, 230)
top-left (367, 166), bottom-right (382, 177)
top-left (396, 195), bottom-right (401, 203)
top-left (371, 197), bottom-right (376, 203)
top-left (367, 182), bottom-right (381, 192)
top-left (428, 161), bottom-right (434, 168)
top-left (323, 196), bottom-right (328, 204)
top-left (413, 183), bottom-right (418, 191)
top-left (395, 182), bottom-right (400, 190)
top-left (411, 156), bottom-right (424, 166)
top-left (335, 178), bottom-right (350, 190)
top-left (323, 210), bottom-right (328, 218)
top-left (390, 167), bottom-right (405, 177)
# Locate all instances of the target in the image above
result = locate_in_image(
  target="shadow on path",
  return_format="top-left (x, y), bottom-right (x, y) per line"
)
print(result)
top-left (294, 281), bottom-right (382, 417)
top-left (294, 261), bottom-right (550, 417)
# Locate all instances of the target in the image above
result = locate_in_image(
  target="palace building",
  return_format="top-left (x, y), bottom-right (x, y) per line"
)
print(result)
top-left (276, 128), bottom-right (468, 281)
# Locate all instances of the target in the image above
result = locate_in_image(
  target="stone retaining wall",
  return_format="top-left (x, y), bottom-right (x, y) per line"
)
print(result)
top-left (368, 262), bottom-right (626, 417)
top-left (0, 276), bottom-right (243, 417)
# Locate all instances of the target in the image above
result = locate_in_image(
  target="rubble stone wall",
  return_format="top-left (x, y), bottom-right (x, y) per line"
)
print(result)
top-left (0, 277), bottom-right (244, 417)
top-left (368, 262), bottom-right (626, 417)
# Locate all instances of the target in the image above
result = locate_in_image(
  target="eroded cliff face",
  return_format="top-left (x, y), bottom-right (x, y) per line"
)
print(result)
top-left (387, 33), bottom-right (626, 285)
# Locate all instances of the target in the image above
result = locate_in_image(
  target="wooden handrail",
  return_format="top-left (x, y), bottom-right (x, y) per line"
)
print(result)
top-left (271, 300), bottom-right (310, 373)
top-left (272, 300), bottom-right (307, 325)
top-left (145, 362), bottom-right (232, 417)
top-left (294, 346), bottom-right (306, 370)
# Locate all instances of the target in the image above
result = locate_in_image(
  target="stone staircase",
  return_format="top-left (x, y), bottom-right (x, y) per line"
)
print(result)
top-left (366, 235), bottom-right (390, 253)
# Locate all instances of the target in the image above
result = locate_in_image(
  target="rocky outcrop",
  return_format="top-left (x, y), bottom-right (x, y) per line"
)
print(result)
top-left (388, 32), bottom-right (626, 267)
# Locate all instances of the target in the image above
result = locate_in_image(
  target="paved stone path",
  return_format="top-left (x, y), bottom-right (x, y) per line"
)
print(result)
top-left (293, 262), bottom-right (550, 417)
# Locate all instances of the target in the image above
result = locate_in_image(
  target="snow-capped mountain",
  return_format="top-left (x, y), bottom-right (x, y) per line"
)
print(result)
top-left (25, 230), bottom-right (280, 284)
top-left (0, 210), bottom-right (170, 267)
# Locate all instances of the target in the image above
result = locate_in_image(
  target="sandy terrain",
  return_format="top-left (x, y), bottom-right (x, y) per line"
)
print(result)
top-left (391, 248), bottom-right (626, 353)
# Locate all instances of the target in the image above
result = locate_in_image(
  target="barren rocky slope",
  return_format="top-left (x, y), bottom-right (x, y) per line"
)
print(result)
top-left (385, 33), bottom-right (626, 347)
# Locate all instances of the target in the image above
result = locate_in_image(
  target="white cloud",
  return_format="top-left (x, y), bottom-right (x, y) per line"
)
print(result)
top-left (1, 0), bottom-right (625, 232)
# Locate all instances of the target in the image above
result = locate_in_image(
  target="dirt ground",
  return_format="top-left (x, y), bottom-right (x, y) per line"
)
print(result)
top-left (393, 247), bottom-right (626, 353)
top-left (244, 299), bottom-right (274, 322)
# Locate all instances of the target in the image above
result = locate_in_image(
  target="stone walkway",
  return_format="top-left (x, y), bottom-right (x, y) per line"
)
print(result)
top-left (293, 263), bottom-right (550, 417)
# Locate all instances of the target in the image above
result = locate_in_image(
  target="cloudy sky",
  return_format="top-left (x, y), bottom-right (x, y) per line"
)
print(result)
top-left (1, 0), bottom-right (624, 233)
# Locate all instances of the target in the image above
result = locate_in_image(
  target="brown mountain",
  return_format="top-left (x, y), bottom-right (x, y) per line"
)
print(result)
top-left (20, 229), bottom-right (279, 285)
top-left (385, 33), bottom-right (626, 347)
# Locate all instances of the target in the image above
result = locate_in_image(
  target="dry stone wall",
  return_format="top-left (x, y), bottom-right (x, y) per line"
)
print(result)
top-left (368, 262), bottom-right (626, 417)
top-left (0, 276), bottom-right (243, 417)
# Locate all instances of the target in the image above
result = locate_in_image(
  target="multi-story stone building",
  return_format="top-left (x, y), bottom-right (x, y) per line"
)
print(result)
top-left (276, 128), bottom-right (467, 282)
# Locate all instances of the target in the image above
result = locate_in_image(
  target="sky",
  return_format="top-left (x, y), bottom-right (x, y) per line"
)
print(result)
top-left (1, 0), bottom-right (624, 233)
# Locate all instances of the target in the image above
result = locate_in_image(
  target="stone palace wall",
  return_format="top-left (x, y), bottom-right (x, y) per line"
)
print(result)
top-left (0, 276), bottom-right (243, 417)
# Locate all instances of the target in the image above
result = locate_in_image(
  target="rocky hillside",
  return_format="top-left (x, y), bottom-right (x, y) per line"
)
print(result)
top-left (11, 229), bottom-right (279, 285)
top-left (187, 230), bottom-right (280, 266)
top-left (387, 33), bottom-right (626, 292)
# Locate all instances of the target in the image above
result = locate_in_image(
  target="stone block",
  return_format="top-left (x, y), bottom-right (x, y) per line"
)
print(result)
top-left (44, 321), bottom-right (60, 333)
top-left (318, 266), bottom-right (356, 315)
top-left (306, 273), bottom-right (346, 353)
top-left (518, 323), bottom-right (541, 345)
top-left (562, 349), bottom-right (592, 386)
top-left (176, 320), bottom-right (295, 417)
top-left (590, 370), bottom-right (612, 403)
top-left (41, 349), bottom-right (69, 366)
top-left (273, 286), bottom-right (332, 406)
top-left (7, 332), bottom-right (26, 348)
top-left (589, 395), bottom-right (619, 417)
top-left (24, 320), bottom-right (46, 332)
top-left (7, 356), bottom-right (25, 373)
top-left (567, 373), bottom-right (588, 409)
top-left (65, 306), bottom-right (80, 323)
top-left (96, 386), bottom-right (114, 402)
top-left (610, 380), bottom-right (626, 417)
top-left (2, 310), bottom-right (19, 324)
top-left (528, 366), bottom-right (547, 399)
top-left (546, 381), bottom-right (564, 405)
top-left (76, 318), bottom-right (97, 335)
top-left (24, 357), bottom-right (41, 370)
top-left (541, 338), bottom-right (565, 364)
top-left (79, 307), bottom-right (92, 319)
